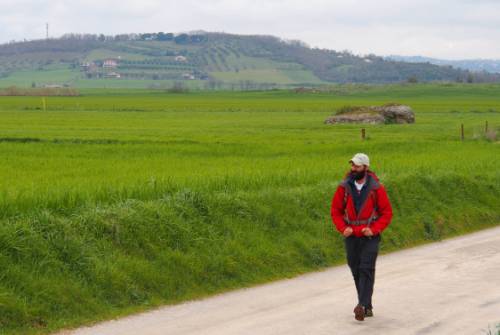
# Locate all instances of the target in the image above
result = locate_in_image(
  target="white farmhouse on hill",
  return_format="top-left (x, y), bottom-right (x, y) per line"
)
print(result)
top-left (105, 72), bottom-right (121, 78)
top-left (182, 73), bottom-right (195, 80)
top-left (175, 55), bottom-right (187, 62)
top-left (103, 59), bottom-right (119, 68)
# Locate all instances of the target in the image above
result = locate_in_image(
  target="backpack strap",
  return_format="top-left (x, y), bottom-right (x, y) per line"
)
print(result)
top-left (340, 179), bottom-right (352, 224)
top-left (366, 189), bottom-right (379, 227)
top-left (340, 179), bottom-right (351, 208)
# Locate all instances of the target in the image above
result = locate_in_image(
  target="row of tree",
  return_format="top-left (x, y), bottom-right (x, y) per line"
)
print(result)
top-left (2, 32), bottom-right (209, 49)
top-left (58, 32), bottom-right (208, 44)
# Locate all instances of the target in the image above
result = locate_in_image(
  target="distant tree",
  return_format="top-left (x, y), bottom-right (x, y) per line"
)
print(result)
top-left (168, 81), bottom-right (188, 93)
top-left (407, 75), bottom-right (418, 83)
top-left (206, 77), bottom-right (217, 90)
top-left (157, 32), bottom-right (169, 41)
top-left (284, 39), bottom-right (309, 48)
top-left (466, 73), bottom-right (474, 83)
top-left (190, 35), bottom-right (208, 43)
top-left (114, 34), bottom-right (130, 41)
top-left (174, 34), bottom-right (190, 44)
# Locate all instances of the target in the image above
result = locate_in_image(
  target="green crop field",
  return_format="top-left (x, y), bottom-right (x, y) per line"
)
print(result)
top-left (0, 66), bottom-right (79, 87)
top-left (0, 83), bottom-right (499, 334)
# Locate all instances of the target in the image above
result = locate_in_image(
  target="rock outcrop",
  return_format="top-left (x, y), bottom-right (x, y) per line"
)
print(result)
top-left (325, 104), bottom-right (415, 124)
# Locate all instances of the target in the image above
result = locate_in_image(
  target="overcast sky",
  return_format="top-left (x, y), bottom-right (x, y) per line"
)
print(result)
top-left (1, 0), bottom-right (499, 60)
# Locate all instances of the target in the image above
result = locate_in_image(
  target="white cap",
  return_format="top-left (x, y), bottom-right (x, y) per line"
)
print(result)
top-left (349, 153), bottom-right (370, 166)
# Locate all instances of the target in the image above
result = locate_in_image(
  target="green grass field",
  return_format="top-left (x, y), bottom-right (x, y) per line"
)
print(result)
top-left (0, 66), bottom-right (79, 87)
top-left (0, 83), bottom-right (499, 334)
top-left (0, 67), bottom-right (206, 89)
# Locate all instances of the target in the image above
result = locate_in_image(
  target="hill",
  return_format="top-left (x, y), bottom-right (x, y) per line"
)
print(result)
top-left (1, 32), bottom-right (499, 89)
top-left (386, 55), bottom-right (500, 74)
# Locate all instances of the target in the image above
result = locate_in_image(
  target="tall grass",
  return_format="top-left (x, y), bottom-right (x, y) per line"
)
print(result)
top-left (0, 83), bottom-right (498, 334)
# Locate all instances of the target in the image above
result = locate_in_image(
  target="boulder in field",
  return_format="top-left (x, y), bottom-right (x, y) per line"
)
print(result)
top-left (324, 103), bottom-right (415, 124)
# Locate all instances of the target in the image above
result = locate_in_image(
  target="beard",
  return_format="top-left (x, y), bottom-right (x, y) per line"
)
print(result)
top-left (350, 169), bottom-right (367, 181)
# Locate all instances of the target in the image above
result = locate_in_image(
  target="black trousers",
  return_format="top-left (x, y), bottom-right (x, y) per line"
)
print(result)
top-left (344, 234), bottom-right (381, 309)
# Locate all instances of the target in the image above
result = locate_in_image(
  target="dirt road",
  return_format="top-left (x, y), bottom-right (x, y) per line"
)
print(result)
top-left (58, 225), bottom-right (500, 335)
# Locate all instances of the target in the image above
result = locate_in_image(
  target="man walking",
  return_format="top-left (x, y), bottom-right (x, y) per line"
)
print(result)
top-left (330, 153), bottom-right (393, 321)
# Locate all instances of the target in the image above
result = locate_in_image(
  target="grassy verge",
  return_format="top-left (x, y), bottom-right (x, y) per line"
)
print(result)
top-left (0, 172), bottom-right (499, 334)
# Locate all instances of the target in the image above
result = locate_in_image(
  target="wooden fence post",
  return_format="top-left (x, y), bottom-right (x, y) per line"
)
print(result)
top-left (461, 124), bottom-right (464, 141)
top-left (485, 121), bottom-right (488, 133)
top-left (361, 128), bottom-right (366, 140)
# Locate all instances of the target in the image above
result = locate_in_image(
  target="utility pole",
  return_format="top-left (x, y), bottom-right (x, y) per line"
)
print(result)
top-left (46, 23), bottom-right (49, 39)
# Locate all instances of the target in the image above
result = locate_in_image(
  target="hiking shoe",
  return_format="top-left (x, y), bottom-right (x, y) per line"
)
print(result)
top-left (353, 304), bottom-right (365, 321)
top-left (365, 308), bottom-right (373, 317)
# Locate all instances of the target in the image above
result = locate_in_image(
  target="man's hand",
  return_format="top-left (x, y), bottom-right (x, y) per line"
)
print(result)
top-left (343, 226), bottom-right (353, 237)
top-left (361, 227), bottom-right (374, 237)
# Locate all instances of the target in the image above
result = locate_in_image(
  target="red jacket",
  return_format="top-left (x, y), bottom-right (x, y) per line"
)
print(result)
top-left (331, 170), bottom-right (393, 237)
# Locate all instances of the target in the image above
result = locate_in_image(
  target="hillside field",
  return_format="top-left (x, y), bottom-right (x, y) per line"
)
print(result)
top-left (2, 33), bottom-right (497, 88)
top-left (0, 83), bottom-right (499, 334)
